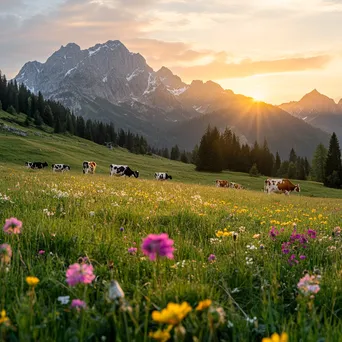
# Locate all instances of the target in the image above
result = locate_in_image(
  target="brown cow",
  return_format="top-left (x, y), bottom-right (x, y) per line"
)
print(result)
top-left (216, 180), bottom-right (230, 188)
top-left (264, 178), bottom-right (300, 195)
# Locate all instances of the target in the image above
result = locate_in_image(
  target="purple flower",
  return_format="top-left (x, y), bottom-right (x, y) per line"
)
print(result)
top-left (38, 250), bottom-right (45, 255)
top-left (208, 254), bottom-right (216, 262)
top-left (141, 233), bottom-right (174, 261)
top-left (128, 247), bottom-right (138, 255)
top-left (288, 254), bottom-right (299, 266)
top-left (71, 299), bottom-right (87, 310)
top-left (281, 242), bottom-right (291, 254)
top-left (269, 226), bottom-right (279, 240)
top-left (300, 255), bottom-right (306, 260)
top-left (307, 229), bottom-right (317, 239)
top-left (120, 227), bottom-right (124, 232)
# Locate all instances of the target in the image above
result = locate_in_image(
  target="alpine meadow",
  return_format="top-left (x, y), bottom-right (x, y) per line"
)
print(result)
top-left (2, 0), bottom-right (342, 341)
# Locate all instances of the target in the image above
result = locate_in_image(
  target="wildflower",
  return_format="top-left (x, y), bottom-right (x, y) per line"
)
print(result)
top-left (269, 226), bottom-right (279, 240)
top-left (208, 254), bottom-right (216, 262)
top-left (281, 242), bottom-right (291, 254)
top-left (26, 276), bottom-right (40, 287)
top-left (196, 299), bottom-right (212, 311)
top-left (297, 274), bottom-right (320, 296)
top-left (152, 302), bottom-right (192, 325)
top-left (71, 299), bottom-right (87, 310)
top-left (299, 255), bottom-right (306, 260)
top-left (233, 232), bottom-right (238, 241)
top-left (208, 306), bottom-right (226, 325)
top-left (120, 227), bottom-right (124, 232)
top-left (141, 233), bottom-right (174, 261)
top-left (57, 296), bottom-right (70, 305)
top-left (253, 234), bottom-right (261, 239)
top-left (288, 254), bottom-right (299, 266)
top-left (0, 244), bottom-right (12, 264)
top-left (128, 247), bottom-right (138, 255)
top-left (108, 280), bottom-right (125, 300)
top-left (0, 310), bottom-right (9, 325)
top-left (149, 326), bottom-right (172, 342)
top-left (262, 332), bottom-right (288, 342)
top-left (66, 263), bottom-right (95, 286)
top-left (3, 217), bottom-right (22, 235)
top-left (89, 211), bottom-right (95, 217)
top-left (38, 250), bottom-right (45, 255)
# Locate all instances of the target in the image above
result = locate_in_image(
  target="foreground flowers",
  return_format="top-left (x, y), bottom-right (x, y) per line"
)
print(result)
top-left (0, 310), bottom-right (10, 326)
top-left (141, 233), bottom-right (174, 261)
top-left (149, 326), bottom-right (172, 342)
top-left (66, 263), bottom-right (95, 286)
top-left (152, 302), bottom-right (192, 325)
top-left (0, 244), bottom-right (12, 265)
top-left (71, 299), bottom-right (87, 310)
top-left (297, 274), bottom-right (321, 296)
top-left (262, 332), bottom-right (288, 342)
top-left (3, 217), bottom-right (22, 235)
top-left (196, 299), bottom-right (212, 311)
top-left (26, 276), bottom-right (40, 287)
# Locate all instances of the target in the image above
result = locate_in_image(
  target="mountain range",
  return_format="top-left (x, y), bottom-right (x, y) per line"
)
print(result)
top-left (14, 40), bottom-right (339, 159)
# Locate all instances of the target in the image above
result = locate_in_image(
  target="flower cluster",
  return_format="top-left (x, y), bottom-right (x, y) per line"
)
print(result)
top-left (3, 217), bottom-right (22, 235)
top-left (297, 273), bottom-right (321, 296)
top-left (66, 263), bottom-right (95, 286)
top-left (0, 244), bottom-right (12, 265)
top-left (141, 233), bottom-right (174, 261)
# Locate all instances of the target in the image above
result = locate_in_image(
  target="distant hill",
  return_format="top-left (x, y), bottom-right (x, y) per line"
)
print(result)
top-left (279, 89), bottom-right (342, 141)
top-left (13, 40), bottom-right (331, 157)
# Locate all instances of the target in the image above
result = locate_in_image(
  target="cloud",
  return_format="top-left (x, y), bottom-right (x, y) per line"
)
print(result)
top-left (172, 55), bottom-right (332, 81)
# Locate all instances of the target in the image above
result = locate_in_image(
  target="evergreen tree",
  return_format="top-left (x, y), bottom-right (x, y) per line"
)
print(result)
top-left (171, 145), bottom-right (180, 161)
top-left (249, 163), bottom-right (259, 177)
top-left (191, 144), bottom-right (199, 165)
top-left (324, 132), bottom-right (342, 188)
top-left (54, 117), bottom-right (61, 133)
top-left (278, 161), bottom-right (289, 177)
top-left (42, 105), bottom-right (54, 127)
top-left (273, 152), bottom-right (281, 176)
top-left (33, 110), bottom-right (43, 126)
top-left (288, 162), bottom-right (297, 179)
top-left (180, 150), bottom-right (188, 163)
top-left (311, 143), bottom-right (327, 182)
top-left (289, 148), bottom-right (297, 163)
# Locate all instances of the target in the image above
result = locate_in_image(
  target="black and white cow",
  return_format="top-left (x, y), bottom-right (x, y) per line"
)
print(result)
top-left (110, 165), bottom-right (139, 178)
top-left (25, 161), bottom-right (48, 169)
top-left (155, 172), bottom-right (172, 181)
top-left (52, 164), bottom-right (71, 172)
top-left (83, 161), bottom-right (97, 174)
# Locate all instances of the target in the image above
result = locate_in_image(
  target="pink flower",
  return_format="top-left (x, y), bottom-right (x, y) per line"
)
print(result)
top-left (141, 233), bottom-right (174, 261)
top-left (297, 274), bottom-right (320, 296)
top-left (3, 217), bottom-right (22, 235)
top-left (38, 250), bottom-right (45, 255)
top-left (66, 263), bottom-right (95, 286)
top-left (71, 299), bottom-right (87, 310)
top-left (128, 247), bottom-right (138, 255)
top-left (0, 244), bottom-right (12, 264)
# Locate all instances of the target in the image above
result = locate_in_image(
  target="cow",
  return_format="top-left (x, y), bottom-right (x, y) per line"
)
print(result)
top-left (264, 178), bottom-right (300, 195)
top-left (229, 182), bottom-right (244, 190)
top-left (52, 164), bottom-right (71, 172)
top-left (25, 162), bottom-right (48, 169)
top-left (83, 161), bottom-right (97, 174)
top-left (155, 172), bottom-right (172, 181)
top-left (110, 165), bottom-right (139, 178)
top-left (215, 180), bottom-right (230, 188)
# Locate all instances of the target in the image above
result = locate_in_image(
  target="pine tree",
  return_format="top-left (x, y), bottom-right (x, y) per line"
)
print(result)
top-left (42, 105), bottom-right (54, 127)
top-left (324, 132), bottom-right (342, 188)
top-left (162, 148), bottom-right (170, 159)
top-left (311, 143), bottom-right (327, 182)
top-left (249, 163), bottom-right (259, 177)
top-left (33, 110), bottom-right (43, 126)
top-left (289, 148), bottom-right (297, 163)
top-left (288, 162), bottom-right (297, 179)
top-left (180, 151), bottom-right (188, 163)
top-left (273, 152), bottom-right (281, 176)
top-left (171, 145), bottom-right (180, 161)
top-left (191, 145), bottom-right (199, 165)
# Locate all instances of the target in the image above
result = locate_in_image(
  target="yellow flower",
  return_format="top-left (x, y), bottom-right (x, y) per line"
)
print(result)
top-left (149, 326), bottom-right (172, 342)
top-left (253, 234), bottom-right (261, 239)
top-left (196, 299), bottom-right (212, 311)
top-left (152, 302), bottom-right (192, 325)
top-left (0, 310), bottom-right (9, 325)
top-left (262, 332), bottom-right (288, 342)
top-left (26, 276), bottom-right (40, 287)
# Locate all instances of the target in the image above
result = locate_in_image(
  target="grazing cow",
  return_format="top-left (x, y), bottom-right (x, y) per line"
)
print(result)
top-left (216, 180), bottom-right (230, 188)
top-left (110, 165), bottom-right (139, 178)
top-left (52, 164), bottom-right (71, 172)
top-left (229, 182), bottom-right (244, 190)
top-left (264, 178), bottom-right (300, 195)
top-left (25, 161), bottom-right (48, 169)
top-left (155, 172), bottom-right (172, 181)
top-left (83, 161), bottom-right (97, 174)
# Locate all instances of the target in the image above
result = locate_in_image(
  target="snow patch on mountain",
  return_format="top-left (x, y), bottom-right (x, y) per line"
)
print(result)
top-left (143, 73), bottom-right (158, 95)
top-left (167, 86), bottom-right (188, 96)
top-left (126, 68), bottom-right (144, 82)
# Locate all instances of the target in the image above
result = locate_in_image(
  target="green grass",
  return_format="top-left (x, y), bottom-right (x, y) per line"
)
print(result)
top-left (1, 116), bottom-right (342, 340)
top-left (0, 110), bottom-right (342, 199)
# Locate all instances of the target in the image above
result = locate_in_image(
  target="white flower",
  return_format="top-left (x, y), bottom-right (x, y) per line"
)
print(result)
top-left (58, 296), bottom-right (70, 305)
top-left (89, 211), bottom-right (95, 217)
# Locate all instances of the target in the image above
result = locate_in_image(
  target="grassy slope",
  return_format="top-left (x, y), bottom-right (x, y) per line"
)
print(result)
top-left (0, 110), bottom-right (341, 198)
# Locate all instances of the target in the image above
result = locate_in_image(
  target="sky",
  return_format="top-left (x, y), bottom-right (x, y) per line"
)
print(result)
top-left (1, 0), bottom-right (342, 104)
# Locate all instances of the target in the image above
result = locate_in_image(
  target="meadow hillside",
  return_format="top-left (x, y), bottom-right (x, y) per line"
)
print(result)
top-left (1, 110), bottom-right (342, 199)
top-left (1, 165), bottom-right (342, 341)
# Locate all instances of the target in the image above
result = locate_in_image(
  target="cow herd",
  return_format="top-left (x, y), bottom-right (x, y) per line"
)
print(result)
top-left (25, 161), bottom-right (173, 181)
top-left (25, 161), bottom-right (301, 195)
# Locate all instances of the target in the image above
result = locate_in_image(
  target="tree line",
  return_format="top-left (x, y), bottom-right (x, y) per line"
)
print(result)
top-left (195, 126), bottom-right (310, 179)
top-left (0, 71), bottom-right (151, 155)
top-left (311, 132), bottom-right (342, 189)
